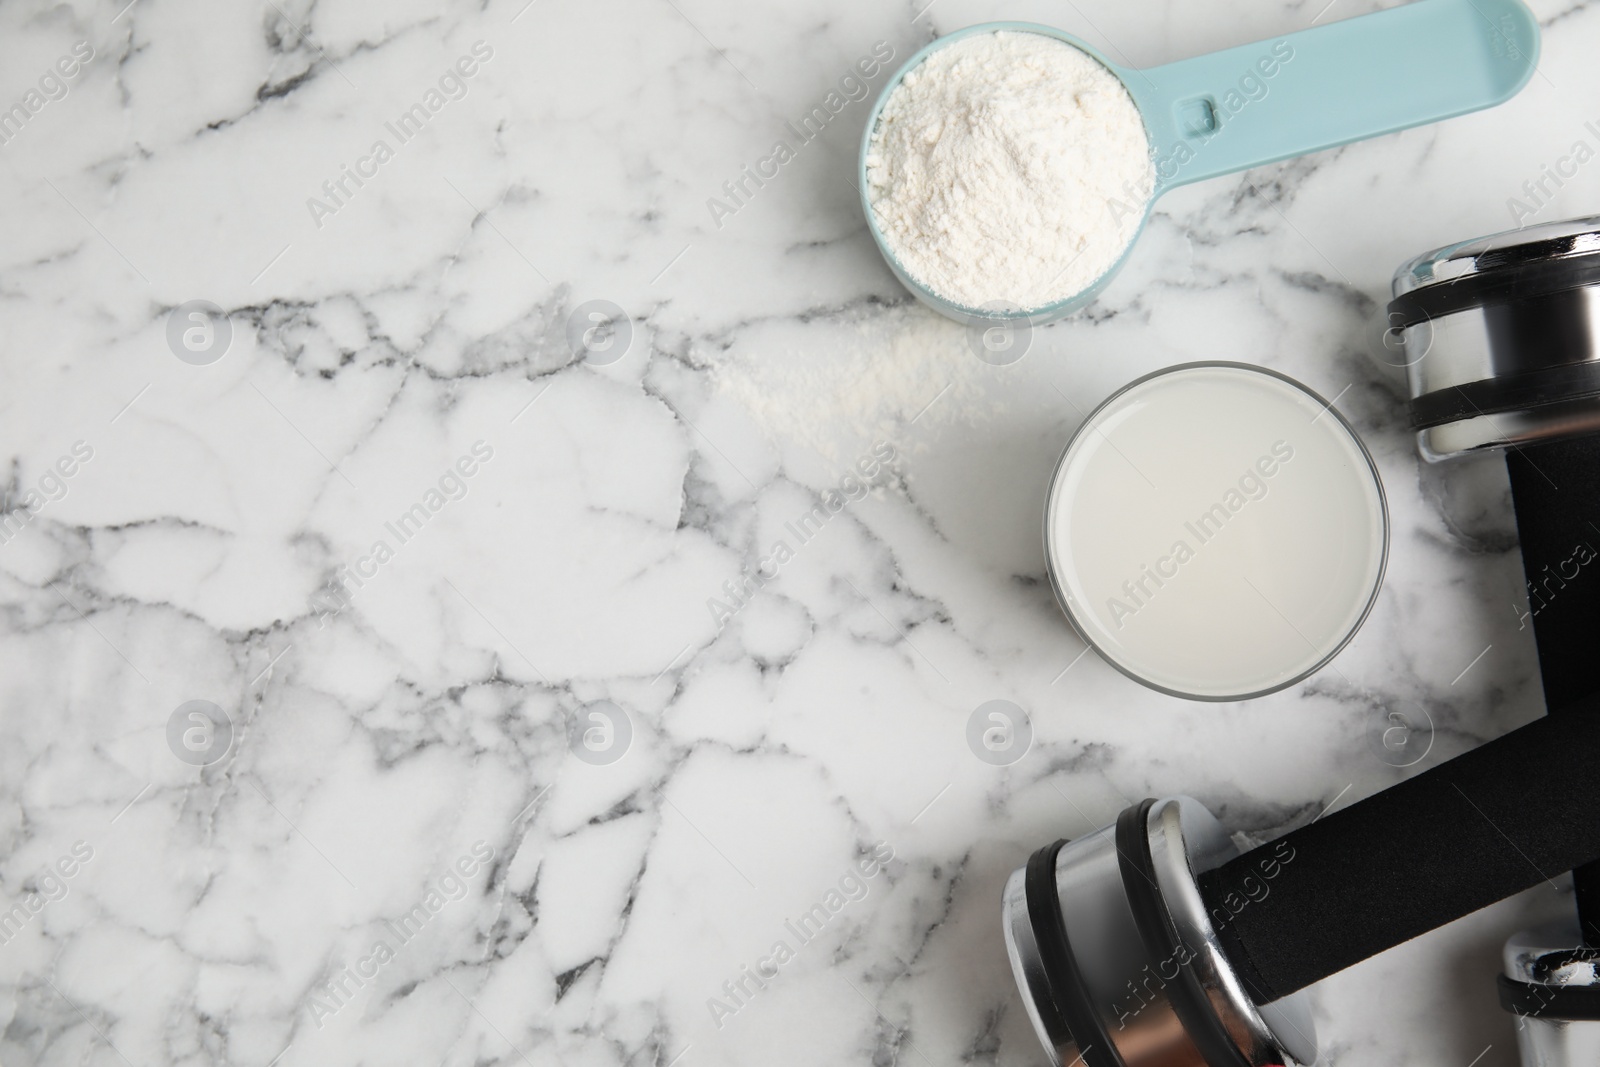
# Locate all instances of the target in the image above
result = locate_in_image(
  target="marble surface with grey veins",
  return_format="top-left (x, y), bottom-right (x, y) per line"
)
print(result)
top-left (0, 0), bottom-right (1592, 1064)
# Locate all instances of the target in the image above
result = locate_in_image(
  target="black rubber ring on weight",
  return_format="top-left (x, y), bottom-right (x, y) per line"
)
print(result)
top-left (1498, 974), bottom-right (1600, 1021)
top-left (1409, 360), bottom-right (1600, 430)
top-left (1116, 800), bottom-right (1252, 1067)
top-left (1387, 251), bottom-right (1600, 329)
top-left (1026, 840), bottom-right (1126, 1067)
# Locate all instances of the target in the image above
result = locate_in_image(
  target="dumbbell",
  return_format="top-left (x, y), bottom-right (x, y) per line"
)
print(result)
top-left (1003, 709), bottom-right (1600, 1067)
top-left (1391, 214), bottom-right (1600, 1067)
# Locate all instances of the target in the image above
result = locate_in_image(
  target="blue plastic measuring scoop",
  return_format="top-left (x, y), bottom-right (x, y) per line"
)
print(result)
top-left (858, 0), bottom-right (1539, 325)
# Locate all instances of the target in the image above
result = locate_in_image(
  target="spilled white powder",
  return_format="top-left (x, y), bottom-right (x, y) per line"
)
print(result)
top-left (866, 31), bottom-right (1154, 311)
top-left (712, 304), bottom-right (1003, 461)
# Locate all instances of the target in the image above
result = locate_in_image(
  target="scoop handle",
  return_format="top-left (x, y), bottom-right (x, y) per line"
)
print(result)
top-left (1126, 0), bottom-right (1539, 194)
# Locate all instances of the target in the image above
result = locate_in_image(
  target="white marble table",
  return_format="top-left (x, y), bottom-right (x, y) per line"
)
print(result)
top-left (0, 0), bottom-right (1590, 1064)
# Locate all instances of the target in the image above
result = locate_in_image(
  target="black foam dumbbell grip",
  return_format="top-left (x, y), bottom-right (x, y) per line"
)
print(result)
top-left (1196, 435), bottom-right (1600, 1002)
top-left (1197, 707), bottom-right (1600, 1003)
top-left (1505, 435), bottom-right (1600, 941)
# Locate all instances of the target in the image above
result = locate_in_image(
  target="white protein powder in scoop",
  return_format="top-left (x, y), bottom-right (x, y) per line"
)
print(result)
top-left (866, 31), bottom-right (1154, 311)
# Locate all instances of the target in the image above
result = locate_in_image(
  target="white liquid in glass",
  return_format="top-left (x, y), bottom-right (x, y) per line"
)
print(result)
top-left (1046, 364), bottom-right (1387, 700)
